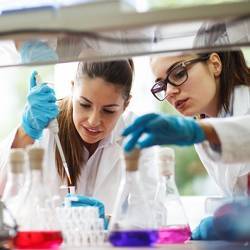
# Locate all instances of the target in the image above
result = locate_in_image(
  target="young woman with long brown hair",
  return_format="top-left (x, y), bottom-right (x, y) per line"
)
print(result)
top-left (0, 59), bottom-right (158, 219)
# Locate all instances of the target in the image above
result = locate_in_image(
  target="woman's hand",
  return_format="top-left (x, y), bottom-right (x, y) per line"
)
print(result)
top-left (122, 113), bottom-right (206, 152)
top-left (21, 71), bottom-right (59, 140)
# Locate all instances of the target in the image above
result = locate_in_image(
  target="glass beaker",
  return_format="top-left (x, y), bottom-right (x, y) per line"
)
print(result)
top-left (154, 147), bottom-right (191, 244)
top-left (109, 149), bottom-right (158, 247)
top-left (13, 146), bottom-right (63, 249)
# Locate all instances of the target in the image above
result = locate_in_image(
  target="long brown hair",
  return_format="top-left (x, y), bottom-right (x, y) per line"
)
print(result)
top-left (199, 51), bottom-right (250, 113)
top-left (194, 22), bottom-right (250, 114)
top-left (56, 59), bottom-right (134, 187)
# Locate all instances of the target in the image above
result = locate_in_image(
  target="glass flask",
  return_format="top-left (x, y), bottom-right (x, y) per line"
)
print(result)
top-left (213, 197), bottom-right (250, 241)
top-left (154, 147), bottom-right (191, 244)
top-left (109, 149), bottom-right (158, 247)
top-left (2, 149), bottom-right (25, 211)
top-left (13, 146), bottom-right (63, 249)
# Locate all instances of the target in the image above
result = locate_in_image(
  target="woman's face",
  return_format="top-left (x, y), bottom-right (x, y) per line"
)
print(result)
top-left (72, 77), bottom-right (128, 144)
top-left (151, 53), bottom-right (221, 117)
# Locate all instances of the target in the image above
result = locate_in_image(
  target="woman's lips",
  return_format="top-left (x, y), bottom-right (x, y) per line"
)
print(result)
top-left (175, 98), bottom-right (189, 110)
top-left (83, 126), bottom-right (102, 136)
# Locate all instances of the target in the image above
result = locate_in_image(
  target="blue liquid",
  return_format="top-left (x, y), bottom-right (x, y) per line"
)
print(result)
top-left (109, 230), bottom-right (158, 247)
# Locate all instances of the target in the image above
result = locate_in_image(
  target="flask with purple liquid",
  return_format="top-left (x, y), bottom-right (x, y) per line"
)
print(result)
top-left (154, 147), bottom-right (191, 244)
top-left (109, 149), bottom-right (158, 247)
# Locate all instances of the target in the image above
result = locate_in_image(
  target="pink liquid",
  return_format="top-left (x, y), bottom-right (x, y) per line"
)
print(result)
top-left (13, 230), bottom-right (63, 249)
top-left (157, 225), bottom-right (191, 244)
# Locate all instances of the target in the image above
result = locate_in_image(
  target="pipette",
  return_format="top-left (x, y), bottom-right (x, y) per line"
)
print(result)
top-left (35, 74), bottom-right (72, 185)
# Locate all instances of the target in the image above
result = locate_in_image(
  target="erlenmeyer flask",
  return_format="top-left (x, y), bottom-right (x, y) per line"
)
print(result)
top-left (213, 197), bottom-right (250, 241)
top-left (13, 146), bottom-right (63, 249)
top-left (109, 149), bottom-right (158, 247)
top-left (154, 147), bottom-right (191, 244)
top-left (2, 149), bottom-right (25, 222)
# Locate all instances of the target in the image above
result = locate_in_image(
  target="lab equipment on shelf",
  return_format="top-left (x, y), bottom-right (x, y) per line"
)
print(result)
top-left (109, 149), bottom-right (158, 247)
top-left (154, 147), bottom-right (191, 244)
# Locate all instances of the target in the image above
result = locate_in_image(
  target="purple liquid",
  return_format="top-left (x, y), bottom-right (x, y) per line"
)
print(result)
top-left (109, 230), bottom-right (158, 247)
top-left (157, 225), bottom-right (191, 244)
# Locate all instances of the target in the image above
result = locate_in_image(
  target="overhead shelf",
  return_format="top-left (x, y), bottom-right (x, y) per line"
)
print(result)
top-left (0, 1), bottom-right (249, 32)
top-left (0, 0), bottom-right (249, 67)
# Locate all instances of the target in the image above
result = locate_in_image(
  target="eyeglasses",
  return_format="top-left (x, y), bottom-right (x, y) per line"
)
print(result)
top-left (151, 55), bottom-right (210, 101)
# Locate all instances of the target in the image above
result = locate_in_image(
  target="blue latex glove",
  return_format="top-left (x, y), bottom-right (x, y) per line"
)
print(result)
top-left (21, 71), bottom-right (59, 140)
top-left (20, 40), bottom-right (58, 63)
top-left (191, 216), bottom-right (219, 240)
top-left (66, 194), bottom-right (108, 229)
top-left (122, 113), bottom-right (206, 152)
top-left (66, 194), bottom-right (105, 219)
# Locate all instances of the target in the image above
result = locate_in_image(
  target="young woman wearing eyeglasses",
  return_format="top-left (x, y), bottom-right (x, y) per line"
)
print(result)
top-left (122, 49), bottom-right (250, 197)
top-left (122, 21), bottom-right (250, 241)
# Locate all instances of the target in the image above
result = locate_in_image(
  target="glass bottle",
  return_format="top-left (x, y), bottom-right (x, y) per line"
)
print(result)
top-left (154, 147), bottom-right (191, 244)
top-left (213, 197), bottom-right (250, 241)
top-left (2, 148), bottom-right (25, 224)
top-left (13, 146), bottom-right (63, 249)
top-left (109, 149), bottom-right (158, 247)
top-left (2, 149), bottom-right (25, 201)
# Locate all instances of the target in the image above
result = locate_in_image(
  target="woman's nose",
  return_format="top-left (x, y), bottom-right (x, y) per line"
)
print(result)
top-left (88, 111), bottom-right (101, 127)
top-left (165, 84), bottom-right (180, 99)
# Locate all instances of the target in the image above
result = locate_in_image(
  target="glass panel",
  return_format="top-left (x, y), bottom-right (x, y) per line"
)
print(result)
top-left (0, 1), bottom-right (249, 67)
top-left (126, 0), bottom-right (243, 11)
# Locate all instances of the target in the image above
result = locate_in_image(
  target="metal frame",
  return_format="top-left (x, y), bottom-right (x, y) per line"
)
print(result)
top-left (0, 1), bottom-right (249, 33)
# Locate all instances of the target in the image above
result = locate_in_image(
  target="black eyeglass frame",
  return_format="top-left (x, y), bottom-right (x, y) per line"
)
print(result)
top-left (151, 55), bottom-right (210, 101)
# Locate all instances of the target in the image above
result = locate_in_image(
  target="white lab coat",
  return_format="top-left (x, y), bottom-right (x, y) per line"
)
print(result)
top-left (0, 111), bottom-right (159, 215)
top-left (204, 115), bottom-right (250, 163)
top-left (195, 85), bottom-right (250, 196)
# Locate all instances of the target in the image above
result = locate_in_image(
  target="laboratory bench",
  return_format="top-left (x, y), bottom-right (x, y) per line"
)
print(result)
top-left (2, 197), bottom-right (248, 249)
top-left (47, 194), bottom-right (250, 249)
top-left (58, 241), bottom-right (250, 250)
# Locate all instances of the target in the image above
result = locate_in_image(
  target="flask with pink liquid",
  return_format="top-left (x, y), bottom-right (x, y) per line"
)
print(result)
top-left (154, 147), bottom-right (191, 244)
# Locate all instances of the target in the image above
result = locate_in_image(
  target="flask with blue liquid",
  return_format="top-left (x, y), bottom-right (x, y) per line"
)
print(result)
top-left (109, 149), bottom-right (158, 247)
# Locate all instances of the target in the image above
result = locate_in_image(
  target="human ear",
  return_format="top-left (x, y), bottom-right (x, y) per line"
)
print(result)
top-left (209, 53), bottom-right (222, 77)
